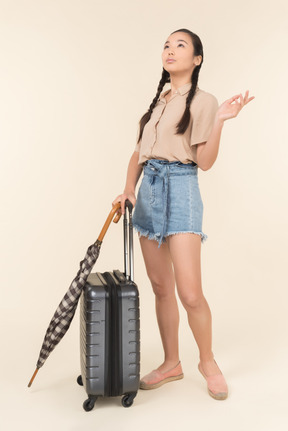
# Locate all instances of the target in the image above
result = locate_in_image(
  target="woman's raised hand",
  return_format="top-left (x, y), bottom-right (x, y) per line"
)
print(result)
top-left (112, 192), bottom-right (136, 215)
top-left (217, 90), bottom-right (255, 123)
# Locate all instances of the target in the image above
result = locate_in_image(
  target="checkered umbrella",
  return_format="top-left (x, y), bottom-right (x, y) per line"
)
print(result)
top-left (28, 203), bottom-right (122, 387)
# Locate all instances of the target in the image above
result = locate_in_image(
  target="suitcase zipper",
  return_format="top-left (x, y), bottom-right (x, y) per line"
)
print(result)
top-left (104, 272), bottom-right (122, 397)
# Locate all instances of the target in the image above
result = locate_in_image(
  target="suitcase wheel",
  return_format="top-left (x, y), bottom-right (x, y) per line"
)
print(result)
top-left (121, 393), bottom-right (136, 408)
top-left (77, 375), bottom-right (83, 386)
top-left (83, 397), bottom-right (97, 412)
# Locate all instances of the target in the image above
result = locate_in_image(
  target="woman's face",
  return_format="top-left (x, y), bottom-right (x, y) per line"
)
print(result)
top-left (162, 31), bottom-right (201, 75)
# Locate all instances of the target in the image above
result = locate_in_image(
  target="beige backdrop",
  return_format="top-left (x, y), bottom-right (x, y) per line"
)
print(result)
top-left (1, 0), bottom-right (287, 430)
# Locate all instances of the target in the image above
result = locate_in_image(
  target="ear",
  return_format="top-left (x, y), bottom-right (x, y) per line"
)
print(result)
top-left (194, 55), bottom-right (202, 66)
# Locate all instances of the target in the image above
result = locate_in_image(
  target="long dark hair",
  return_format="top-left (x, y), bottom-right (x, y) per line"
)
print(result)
top-left (137, 29), bottom-right (204, 144)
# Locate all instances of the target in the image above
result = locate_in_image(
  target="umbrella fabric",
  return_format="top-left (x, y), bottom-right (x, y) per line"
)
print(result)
top-left (36, 240), bottom-right (101, 369)
top-left (28, 202), bottom-right (122, 387)
top-left (28, 240), bottom-right (101, 386)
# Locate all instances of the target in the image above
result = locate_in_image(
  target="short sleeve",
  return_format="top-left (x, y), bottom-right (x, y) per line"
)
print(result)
top-left (190, 93), bottom-right (219, 146)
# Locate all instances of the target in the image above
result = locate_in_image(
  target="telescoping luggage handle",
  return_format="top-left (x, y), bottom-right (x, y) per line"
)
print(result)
top-left (97, 199), bottom-right (134, 282)
top-left (123, 199), bottom-right (134, 282)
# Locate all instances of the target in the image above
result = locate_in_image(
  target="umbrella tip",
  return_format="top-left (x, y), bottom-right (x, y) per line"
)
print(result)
top-left (28, 368), bottom-right (39, 387)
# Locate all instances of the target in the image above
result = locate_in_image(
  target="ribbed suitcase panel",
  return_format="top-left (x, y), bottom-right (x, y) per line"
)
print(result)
top-left (120, 289), bottom-right (140, 394)
top-left (80, 272), bottom-right (140, 400)
top-left (80, 281), bottom-right (108, 396)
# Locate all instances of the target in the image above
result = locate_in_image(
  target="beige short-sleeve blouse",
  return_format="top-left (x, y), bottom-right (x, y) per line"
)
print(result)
top-left (134, 82), bottom-right (218, 165)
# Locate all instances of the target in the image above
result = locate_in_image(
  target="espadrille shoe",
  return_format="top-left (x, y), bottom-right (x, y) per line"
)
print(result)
top-left (140, 361), bottom-right (184, 390)
top-left (198, 360), bottom-right (228, 400)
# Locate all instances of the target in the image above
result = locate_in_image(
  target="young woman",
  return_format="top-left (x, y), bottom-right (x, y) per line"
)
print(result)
top-left (113, 28), bottom-right (254, 400)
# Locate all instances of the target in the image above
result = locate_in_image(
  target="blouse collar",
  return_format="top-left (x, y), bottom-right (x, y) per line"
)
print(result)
top-left (159, 82), bottom-right (199, 101)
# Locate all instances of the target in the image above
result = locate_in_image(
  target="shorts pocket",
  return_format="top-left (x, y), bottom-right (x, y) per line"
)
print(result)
top-left (141, 174), bottom-right (156, 205)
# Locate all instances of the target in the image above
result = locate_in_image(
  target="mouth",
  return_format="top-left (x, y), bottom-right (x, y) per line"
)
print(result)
top-left (166, 59), bottom-right (176, 63)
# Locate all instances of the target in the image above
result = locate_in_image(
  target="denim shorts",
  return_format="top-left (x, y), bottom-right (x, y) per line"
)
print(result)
top-left (132, 159), bottom-right (208, 248)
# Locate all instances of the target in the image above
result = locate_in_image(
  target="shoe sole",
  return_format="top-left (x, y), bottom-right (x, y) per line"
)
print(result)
top-left (139, 373), bottom-right (184, 390)
top-left (208, 390), bottom-right (228, 400)
top-left (198, 365), bottom-right (228, 401)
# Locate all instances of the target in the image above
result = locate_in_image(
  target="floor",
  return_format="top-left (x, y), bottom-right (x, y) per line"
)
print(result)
top-left (2, 299), bottom-right (287, 431)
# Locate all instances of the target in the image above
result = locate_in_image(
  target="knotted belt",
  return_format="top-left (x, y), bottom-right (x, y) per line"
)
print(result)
top-left (144, 160), bottom-right (171, 247)
top-left (143, 159), bottom-right (197, 247)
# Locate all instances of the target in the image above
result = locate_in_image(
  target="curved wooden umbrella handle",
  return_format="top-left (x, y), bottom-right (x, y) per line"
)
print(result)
top-left (97, 202), bottom-right (122, 243)
top-left (113, 210), bottom-right (122, 224)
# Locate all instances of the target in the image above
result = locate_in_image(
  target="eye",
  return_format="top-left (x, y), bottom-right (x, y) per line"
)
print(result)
top-left (178, 43), bottom-right (185, 47)
top-left (164, 45), bottom-right (169, 49)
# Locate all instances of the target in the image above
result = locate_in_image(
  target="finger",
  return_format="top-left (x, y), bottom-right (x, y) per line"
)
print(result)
top-left (227, 94), bottom-right (241, 103)
top-left (112, 196), bottom-right (121, 207)
top-left (246, 96), bottom-right (255, 104)
top-left (245, 90), bottom-right (255, 101)
top-left (121, 196), bottom-right (126, 215)
top-left (244, 90), bottom-right (250, 101)
top-left (129, 198), bottom-right (136, 208)
top-left (243, 93), bottom-right (255, 105)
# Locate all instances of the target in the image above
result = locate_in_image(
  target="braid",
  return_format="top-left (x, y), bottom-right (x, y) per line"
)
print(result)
top-left (137, 28), bottom-right (204, 143)
top-left (175, 64), bottom-right (201, 135)
top-left (137, 68), bottom-right (169, 144)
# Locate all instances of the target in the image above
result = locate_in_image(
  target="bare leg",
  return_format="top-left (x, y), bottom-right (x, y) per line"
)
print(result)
top-left (167, 233), bottom-right (223, 376)
top-left (139, 236), bottom-right (180, 372)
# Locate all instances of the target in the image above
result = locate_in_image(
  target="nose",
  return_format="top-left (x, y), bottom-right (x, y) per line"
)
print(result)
top-left (168, 47), bottom-right (174, 56)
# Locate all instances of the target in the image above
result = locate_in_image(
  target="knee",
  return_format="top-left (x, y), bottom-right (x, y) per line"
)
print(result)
top-left (179, 289), bottom-right (205, 310)
top-left (148, 275), bottom-right (175, 299)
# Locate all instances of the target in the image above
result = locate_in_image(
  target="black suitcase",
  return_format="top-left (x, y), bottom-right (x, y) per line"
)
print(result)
top-left (77, 201), bottom-right (140, 411)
